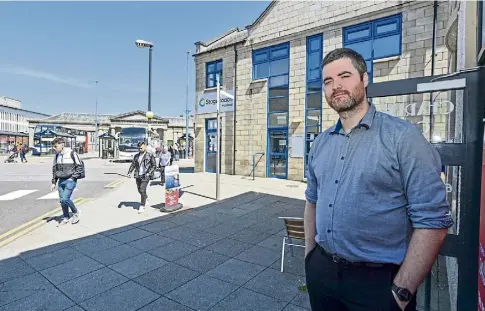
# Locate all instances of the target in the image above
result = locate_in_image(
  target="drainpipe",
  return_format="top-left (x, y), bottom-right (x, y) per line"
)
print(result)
top-left (232, 44), bottom-right (238, 175)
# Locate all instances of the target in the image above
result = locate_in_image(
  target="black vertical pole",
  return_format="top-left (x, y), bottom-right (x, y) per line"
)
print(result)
top-left (148, 47), bottom-right (152, 141)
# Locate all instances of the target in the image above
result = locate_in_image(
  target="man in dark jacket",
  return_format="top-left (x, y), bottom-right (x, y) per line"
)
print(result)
top-left (127, 141), bottom-right (156, 214)
top-left (51, 137), bottom-right (83, 225)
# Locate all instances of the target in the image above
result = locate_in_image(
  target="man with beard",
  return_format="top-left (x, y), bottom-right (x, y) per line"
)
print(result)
top-left (304, 48), bottom-right (453, 311)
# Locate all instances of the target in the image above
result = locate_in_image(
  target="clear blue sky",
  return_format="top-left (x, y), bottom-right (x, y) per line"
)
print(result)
top-left (0, 1), bottom-right (270, 117)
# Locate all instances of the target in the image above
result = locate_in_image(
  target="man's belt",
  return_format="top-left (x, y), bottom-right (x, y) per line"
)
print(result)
top-left (317, 244), bottom-right (391, 268)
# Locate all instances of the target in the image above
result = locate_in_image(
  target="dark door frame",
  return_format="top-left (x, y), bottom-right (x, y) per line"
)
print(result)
top-left (367, 67), bottom-right (485, 311)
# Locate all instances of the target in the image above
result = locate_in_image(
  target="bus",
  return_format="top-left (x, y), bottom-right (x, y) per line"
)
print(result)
top-left (118, 127), bottom-right (160, 161)
top-left (32, 124), bottom-right (87, 156)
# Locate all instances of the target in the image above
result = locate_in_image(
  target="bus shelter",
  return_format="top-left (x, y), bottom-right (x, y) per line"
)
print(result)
top-left (0, 131), bottom-right (29, 154)
top-left (32, 129), bottom-right (76, 156)
top-left (98, 133), bottom-right (118, 159)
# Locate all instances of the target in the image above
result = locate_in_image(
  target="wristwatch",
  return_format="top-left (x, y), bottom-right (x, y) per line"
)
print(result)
top-left (392, 283), bottom-right (412, 302)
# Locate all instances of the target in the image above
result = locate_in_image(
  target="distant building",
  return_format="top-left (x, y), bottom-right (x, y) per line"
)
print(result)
top-left (27, 111), bottom-right (194, 153)
top-left (0, 97), bottom-right (49, 153)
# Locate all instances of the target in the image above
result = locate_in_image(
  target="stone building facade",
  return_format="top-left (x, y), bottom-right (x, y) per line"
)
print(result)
top-left (194, 0), bottom-right (456, 181)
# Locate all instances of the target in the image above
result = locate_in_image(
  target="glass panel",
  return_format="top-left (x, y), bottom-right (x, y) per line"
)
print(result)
top-left (207, 63), bottom-right (215, 73)
top-left (347, 26), bottom-right (371, 41)
top-left (269, 131), bottom-right (288, 154)
top-left (307, 93), bottom-right (322, 109)
top-left (306, 127), bottom-right (320, 142)
top-left (416, 255), bottom-right (456, 311)
top-left (269, 97), bottom-right (289, 112)
top-left (216, 61), bottom-right (223, 72)
top-left (307, 81), bottom-right (321, 93)
top-left (254, 63), bottom-right (269, 79)
top-left (269, 75), bottom-right (289, 87)
top-left (269, 112), bottom-right (288, 127)
top-left (376, 21), bottom-right (398, 35)
top-left (308, 52), bottom-right (321, 70)
top-left (206, 153), bottom-right (216, 172)
top-left (207, 73), bottom-right (216, 88)
top-left (373, 34), bottom-right (401, 58)
top-left (254, 51), bottom-right (268, 63)
top-left (270, 58), bottom-right (289, 76)
top-left (271, 46), bottom-right (288, 59)
top-left (345, 40), bottom-right (372, 59)
top-left (269, 87), bottom-right (289, 98)
top-left (310, 37), bottom-right (321, 52)
top-left (306, 110), bottom-right (321, 126)
top-left (371, 91), bottom-right (460, 143)
top-left (207, 133), bottom-right (217, 152)
top-left (269, 154), bottom-right (287, 176)
top-left (207, 119), bottom-right (217, 130)
top-left (308, 69), bottom-right (321, 81)
top-left (442, 165), bottom-right (460, 235)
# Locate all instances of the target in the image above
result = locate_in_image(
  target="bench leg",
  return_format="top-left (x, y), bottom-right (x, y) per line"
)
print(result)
top-left (280, 236), bottom-right (286, 272)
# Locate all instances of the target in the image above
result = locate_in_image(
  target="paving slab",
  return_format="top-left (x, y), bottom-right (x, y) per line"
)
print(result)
top-left (0, 283), bottom-right (75, 311)
top-left (109, 228), bottom-right (153, 243)
top-left (291, 291), bottom-right (312, 310)
top-left (138, 297), bottom-right (194, 311)
top-left (0, 257), bottom-right (35, 283)
top-left (282, 304), bottom-right (311, 311)
top-left (148, 240), bottom-right (201, 262)
top-left (137, 220), bottom-right (179, 233)
top-left (210, 288), bottom-right (288, 311)
top-left (40, 256), bottom-right (104, 285)
top-left (57, 267), bottom-right (129, 304)
top-left (235, 245), bottom-right (282, 266)
top-left (23, 247), bottom-right (84, 271)
top-left (127, 234), bottom-right (173, 252)
top-left (133, 262), bottom-right (199, 295)
top-left (86, 244), bottom-right (144, 265)
top-left (80, 281), bottom-right (159, 311)
top-left (174, 249), bottom-right (230, 273)
top-left (109, 252), bottom-right (168, 279)
top-left (71, 235), bottom-right (121, 255)
top-left (243, 268), bottom-right (306, 303)
top-left (203, 237), bottom-right (253, 257)
top-left (157, 226), bottom-right (224, 248)
top-left (205, 258), bottom-right (266, 286)
top-left (166, 274), bottom-right (238, 311)
top-left (0, 272), bottom-right (52, 307)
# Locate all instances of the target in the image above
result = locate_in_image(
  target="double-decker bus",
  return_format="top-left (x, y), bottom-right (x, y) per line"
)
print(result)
top-left (118, 127), bottom-right (160, 161)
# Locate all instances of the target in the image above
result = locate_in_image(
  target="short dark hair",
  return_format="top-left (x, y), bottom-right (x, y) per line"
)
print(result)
top-left (137, 141), bottom-right (146, 147)
top-left (322, 48), bottom-right (367, 78)
top-left (52, 137), bottom-right (65, 146)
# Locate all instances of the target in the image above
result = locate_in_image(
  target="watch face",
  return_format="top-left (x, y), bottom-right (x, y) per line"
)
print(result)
top-left (397, 288), bottom-right (412, 301)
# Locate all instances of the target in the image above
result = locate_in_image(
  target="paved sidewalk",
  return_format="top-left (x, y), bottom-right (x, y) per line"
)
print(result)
top-left (0, 172), bottom-right (310, 311)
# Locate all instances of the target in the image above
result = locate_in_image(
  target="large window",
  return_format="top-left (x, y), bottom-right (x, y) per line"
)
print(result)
top-left (305, 34), bottom-right (323, 177)
top-left (253, 42), bottom-right (290, 178)
top-left (206, 59), bottom-right (223, 88)
top-left (343, 14), bottom-right (402, 82)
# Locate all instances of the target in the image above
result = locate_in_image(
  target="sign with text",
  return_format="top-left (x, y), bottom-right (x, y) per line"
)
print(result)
top-left (197, 89), bottom-right (234, 114)
top-left (164, 165), bottom-right (181, 209)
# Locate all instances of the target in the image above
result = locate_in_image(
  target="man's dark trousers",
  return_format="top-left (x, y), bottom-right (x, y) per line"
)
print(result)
top-left (305, 244), bottom-right (417, 311)
top-left (135, 177), bottom-right (149, 206)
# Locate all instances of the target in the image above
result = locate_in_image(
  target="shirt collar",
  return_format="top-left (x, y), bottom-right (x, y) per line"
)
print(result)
top-left (331, 103), bottom-right (376, 135)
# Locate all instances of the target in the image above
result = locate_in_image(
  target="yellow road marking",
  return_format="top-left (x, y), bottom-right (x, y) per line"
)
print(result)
top-left (0, 197), bottom-right (89, 247)
top-left (104, 179), bottom-right (123, 189)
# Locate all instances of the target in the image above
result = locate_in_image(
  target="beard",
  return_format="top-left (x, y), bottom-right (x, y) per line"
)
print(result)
top-left (326, 84), bottom-right (365, 113)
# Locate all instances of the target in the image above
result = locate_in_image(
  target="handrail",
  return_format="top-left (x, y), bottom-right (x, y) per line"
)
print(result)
top-left (252, 152), bottom-right (265, 180)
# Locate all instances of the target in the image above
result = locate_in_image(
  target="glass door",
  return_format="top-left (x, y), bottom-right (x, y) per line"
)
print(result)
top-left (205, 119), bottom-right (218, 173)
top-left (267, 130), bottom-right (288, 179)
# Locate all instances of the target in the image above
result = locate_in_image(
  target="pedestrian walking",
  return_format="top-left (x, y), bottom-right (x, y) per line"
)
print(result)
top-left (159, 145), bottom-right (171, 186)
top-left (20, 144), bottom-right (28, 163)
top-left (127, 141), bottom-right (156, 214)
top-left (51, 137), bottom-right (84, 225)
top-left (168, 145), bottom-right (174, 166)
top-left (304, 48), bottom-right (453, 311)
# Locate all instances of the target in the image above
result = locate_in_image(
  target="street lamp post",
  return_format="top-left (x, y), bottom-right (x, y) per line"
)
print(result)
top-left (135, 39), bottom-right (154, 145)
top-left (185, 51), bottom-right (190, 159)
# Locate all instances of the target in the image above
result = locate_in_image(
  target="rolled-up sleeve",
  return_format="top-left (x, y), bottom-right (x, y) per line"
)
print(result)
top-left (305, 145), bottom-right (318, 205)
top-left (397, 126), bottom-right (454, 229)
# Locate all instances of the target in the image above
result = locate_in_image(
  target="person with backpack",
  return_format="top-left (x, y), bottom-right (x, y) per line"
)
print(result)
top-left (50, 137), bottom-right (85, 225)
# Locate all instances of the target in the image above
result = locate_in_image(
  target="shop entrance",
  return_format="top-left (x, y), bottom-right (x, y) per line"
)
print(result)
top-left (205, 118), bottom-right (218, 173)
top-left (367, 67), bottom-right (485, 311)
top-left (267, 129), bottom-right (288, 179)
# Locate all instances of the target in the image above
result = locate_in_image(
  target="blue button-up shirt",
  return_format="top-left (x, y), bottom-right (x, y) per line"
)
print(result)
top-left (305, 104), bottom-right (453, 265)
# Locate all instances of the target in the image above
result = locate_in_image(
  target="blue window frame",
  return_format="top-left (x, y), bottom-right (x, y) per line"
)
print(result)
top-left (205, 118), bottom-right (219, 173)
top-left (304, 34), bottom-right (323, 178)
top-left (343, 14), bottom-right (402, 83)
top-left (253, 42), bottom-right (290, 179)
top-left (206, 60), bottom-right (223, 88)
